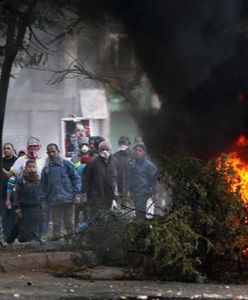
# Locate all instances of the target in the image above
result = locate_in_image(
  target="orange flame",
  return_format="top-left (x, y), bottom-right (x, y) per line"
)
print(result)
top-left (222, 134), bottom-right (248, 204)
top-left (218, 134), bottom-right (248, 255)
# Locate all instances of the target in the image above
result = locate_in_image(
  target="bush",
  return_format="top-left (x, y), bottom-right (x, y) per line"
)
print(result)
top-left (124, 156), bottom-right (248, 282)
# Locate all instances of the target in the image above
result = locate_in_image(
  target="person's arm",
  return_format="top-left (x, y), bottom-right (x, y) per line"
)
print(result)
top-left (148, 161), bottom-right (159, 193)
top-left (5, 192), bottom-right (12, 209)
top-left (128, 162), bottom-right (133, 194)
top-left (39, 168), bottom-right (48, 203)
top-left (66, 161), bottom-right (81, 203)
top-left (111, 158), bottom-right (119, 200)
top-left (2, 168), bottom-right (15, 178)
top-left (9, 157), bottom-right (25, 178)
top-left (5, 176), bottom-right (16, 209)
top-left (14, 180), bottom-right (23, 217)
top-left (81, 161), bottom-right (94, 203)
top-left (81, 162), bottom-right (93, 194)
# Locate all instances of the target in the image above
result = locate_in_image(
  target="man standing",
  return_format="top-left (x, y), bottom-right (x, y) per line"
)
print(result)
top-left (1, 143), bottom-right (17, 243)
top-left (128, 142), bottom-right (158, 219)
top-left (40, 143), bottom-right (81, 241)
top-left (114, 136), bottom-right (134, 208)
top-left (82, 141), bottom-right (118, 222)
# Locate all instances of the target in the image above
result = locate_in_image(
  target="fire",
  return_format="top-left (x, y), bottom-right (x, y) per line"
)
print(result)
top-left (218, 134), bottom-right (248, 255)
top-left (223, 153), bottom-right (248, 204)
top-left (220, 134), bottom-right (248, 204)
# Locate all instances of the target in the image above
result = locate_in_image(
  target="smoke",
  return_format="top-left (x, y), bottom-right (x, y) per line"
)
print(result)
top-left (93, 0), bottom-right (248, 159)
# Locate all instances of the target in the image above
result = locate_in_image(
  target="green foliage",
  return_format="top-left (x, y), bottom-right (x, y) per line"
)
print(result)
top-left (124, 155), bottom-right (248, 281)
top-left (125, 213), bottom-right (205, 281)
top-left (73, 209), bottom-right (129, 266)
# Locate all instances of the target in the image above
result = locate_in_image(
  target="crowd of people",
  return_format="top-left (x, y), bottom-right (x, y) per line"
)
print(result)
top-left (0, 133), bottom-right (160, 246)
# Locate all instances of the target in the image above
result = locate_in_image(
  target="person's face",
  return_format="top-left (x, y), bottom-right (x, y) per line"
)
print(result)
top-left (3, 144), bottom-right (14, 158)
top-left (119, 141), bottom-right (129, 147)
top-left (134, 147), bottom-right (146, 159)
top-left (26, 163), bottom-right (37, 172)
top-left (89, 141), bottom-right (94, 148)
top-left (99, 145), bottom-right (110, 153)
top-left (27, 145), bottom-right (41, 159)
top-left (80, 144), bottom-right (90, 155)
top-left (135, 136), bottom-right (143, 143)
top-left (75, 125), bottom-right (85, 138)
top-left (47, 145), bottom-right (59, 161)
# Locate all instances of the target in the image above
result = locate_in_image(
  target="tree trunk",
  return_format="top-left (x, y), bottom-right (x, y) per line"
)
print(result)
top-left (0, 14), bottom-right (19, 195)
top-left (0, 1), bottom-right (36, 199)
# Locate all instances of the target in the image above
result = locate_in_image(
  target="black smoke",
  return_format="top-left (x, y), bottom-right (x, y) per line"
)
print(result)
top-left (80, 0), bottom-right (248, 159)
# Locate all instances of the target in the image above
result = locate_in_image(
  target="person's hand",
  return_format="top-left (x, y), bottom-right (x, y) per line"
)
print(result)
top-left (73, 196), bottom-right (80, 204)
top-left (80, 193), bottom-right (88, 204)
top-left (15, 208), bottom-right (22, 218)
top-left (5, 200), bottom-right (12, 209)
top-left (2, 168), bottom-right (11, 178)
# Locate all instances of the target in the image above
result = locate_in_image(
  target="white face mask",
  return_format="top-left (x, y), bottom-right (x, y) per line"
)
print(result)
top-left (100, 150), bottom-right (111, 160)
top-left (80, 145), bottom-right (90, 154)
top-left (118, 145), bottom-right (129, 151)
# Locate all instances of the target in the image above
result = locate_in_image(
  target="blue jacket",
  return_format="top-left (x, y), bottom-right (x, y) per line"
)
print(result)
top-left (129, 157), bottom-right (158, 194)
top-left (40, 158), bottom-right (81, 205)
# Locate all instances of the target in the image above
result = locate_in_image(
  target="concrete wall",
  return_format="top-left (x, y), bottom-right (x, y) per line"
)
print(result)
top-left (3, 33), bottom-right (107, 157)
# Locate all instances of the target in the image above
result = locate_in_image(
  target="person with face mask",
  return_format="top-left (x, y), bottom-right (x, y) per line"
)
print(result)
top-left (71, 138), bottom-right (91, 174)
top-left (5, 137), bottom-right (45, 178)
top-left (113, 136), bottom-right (134, 208)
top-left (1, 137), bottom-right (46, 243)
top-left (3, 137), bottom-right (45, 203)
top-left (71, 141), bottom-right (92, 227)
top-left (81, 140), bottom-right (118, 222)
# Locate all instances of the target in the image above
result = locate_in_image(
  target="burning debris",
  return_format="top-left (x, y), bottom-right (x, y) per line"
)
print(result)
top-left (218, 134), bottom-right (248, 204)
top-left (217, 134), bottom-right (248, 256)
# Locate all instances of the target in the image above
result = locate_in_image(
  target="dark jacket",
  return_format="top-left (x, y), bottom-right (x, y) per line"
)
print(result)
top-left (82, 155), bottom-right (117, 206)
top-left (113, 149), bottom-right (134, 198)
top-left (14, 177), bottom-right (40, 208)
top-left (40, 157), bottom-right (81, 205)
top-left (129, 157), bottom-right (158, 194)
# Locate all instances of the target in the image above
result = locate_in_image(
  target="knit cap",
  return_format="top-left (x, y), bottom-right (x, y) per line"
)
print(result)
top-left (27, 137), bottom-right (41, 147)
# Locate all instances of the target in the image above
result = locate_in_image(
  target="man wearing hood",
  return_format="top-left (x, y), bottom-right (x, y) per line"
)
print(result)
top-left (114, 136), bottom-right (134, 208)
top-left (40, 143), bottom-right (81, 241)
top-left (81, 141), bottom-right (118, 221)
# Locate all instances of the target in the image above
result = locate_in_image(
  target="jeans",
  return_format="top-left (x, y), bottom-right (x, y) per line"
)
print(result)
top-left (133, 192), bottom-right (150, 219)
